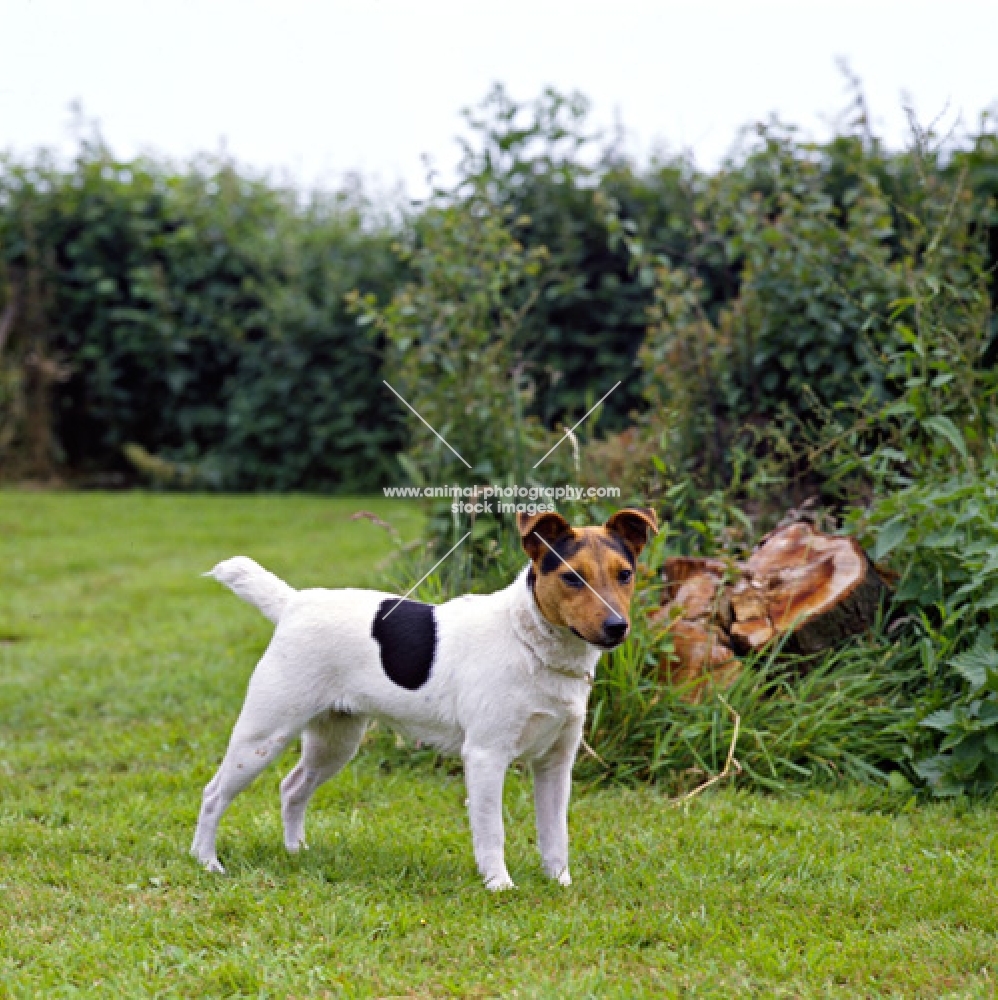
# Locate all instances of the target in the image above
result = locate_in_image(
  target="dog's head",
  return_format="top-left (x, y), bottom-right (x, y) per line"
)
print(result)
top-left (518, 507), bottom-right (658, 649)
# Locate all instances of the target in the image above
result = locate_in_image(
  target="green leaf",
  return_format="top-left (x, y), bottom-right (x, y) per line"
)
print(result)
top-left (872, 518), bottom-right (908, 562)
top-left (978, 698), bottom-right (998, 724)
top-left (949, 636), bottom-right (998, 690)
top-left (921, 708), bottom-right (957, 732)
top-left (923, 415), bottom-right (969, 460)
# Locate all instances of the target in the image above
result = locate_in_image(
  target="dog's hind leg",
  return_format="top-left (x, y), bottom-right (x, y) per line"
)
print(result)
top-left (280, 710), bottom-right (367, 852)
top-left (191, 673), bottom-right (311, 874)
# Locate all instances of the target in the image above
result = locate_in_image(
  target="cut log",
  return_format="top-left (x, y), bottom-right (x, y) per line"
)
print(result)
top-left (650, 521), bottom-right (886, 692)
top-left (662, 556), bottom-right (728, 618)
top-left (661, 620), bottom-right (740, 704)
top-left (662, 556), bottom-right (729, 592)
top-left (729, 616), bottom-right (774, 651)
top-left (729, 578), bottom-right (768, 623)
top-left (737, 522), bottom-right (886, 655)
top-left (652, 557), bottom-right (742, 702)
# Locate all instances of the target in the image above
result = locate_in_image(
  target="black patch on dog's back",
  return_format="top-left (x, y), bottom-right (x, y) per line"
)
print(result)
top-left (372, 599), bottom-right (436, 690)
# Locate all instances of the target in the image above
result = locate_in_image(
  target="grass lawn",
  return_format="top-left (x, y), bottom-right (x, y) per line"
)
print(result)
top-left (1, 491), bottom-right (997, 998)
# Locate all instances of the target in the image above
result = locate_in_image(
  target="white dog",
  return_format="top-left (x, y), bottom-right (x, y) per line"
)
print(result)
top-left (191, 507), bottom-right (657, 890)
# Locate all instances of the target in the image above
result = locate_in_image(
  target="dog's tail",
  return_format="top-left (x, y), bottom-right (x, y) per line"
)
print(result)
top-left (205, 556), bottom-right (296, 625)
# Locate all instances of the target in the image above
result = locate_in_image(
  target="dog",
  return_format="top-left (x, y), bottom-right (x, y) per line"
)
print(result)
top-left (190, 506), bottom-right (657, 890)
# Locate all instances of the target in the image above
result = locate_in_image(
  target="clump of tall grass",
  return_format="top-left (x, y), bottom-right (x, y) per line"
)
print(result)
top-left (583, 614), bottom-right (915, 792)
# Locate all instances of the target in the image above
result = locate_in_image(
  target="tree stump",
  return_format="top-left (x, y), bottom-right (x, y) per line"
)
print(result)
top-left (650, 521), bottom-right (886, 701)
top-left (649, 556), bottom-right (740, 704)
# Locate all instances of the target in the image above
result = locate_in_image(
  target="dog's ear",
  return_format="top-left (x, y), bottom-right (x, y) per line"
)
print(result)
top-left (517, 510), bottom-right (574, 563)
top-left (604, 507), bottom-right (659, 560)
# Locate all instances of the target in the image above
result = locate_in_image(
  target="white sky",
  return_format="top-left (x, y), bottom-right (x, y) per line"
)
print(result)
top-left (2, 0), bottom-right (997, 198)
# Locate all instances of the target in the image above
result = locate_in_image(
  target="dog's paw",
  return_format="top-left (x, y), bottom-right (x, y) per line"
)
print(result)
top-left (192, 851), bottom-right (226, 875)
top-left (285, 839), bottom-right (309, 854)
top-left (542, 862), bottom-right (572, 885)
top-left (484, 872), bottom-right (516, 892)
top-left (555, 867), bottom-right (572, 887)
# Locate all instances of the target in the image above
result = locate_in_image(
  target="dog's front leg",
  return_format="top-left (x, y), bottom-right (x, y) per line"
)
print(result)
top-left (531, 715), bottom-right (583, 886)
top-left (462, 744), bottom-right (514, 890)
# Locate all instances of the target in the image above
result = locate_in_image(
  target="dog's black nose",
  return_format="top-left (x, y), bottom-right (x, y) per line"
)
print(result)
top-left (602, 616), bottom-right (628, 645)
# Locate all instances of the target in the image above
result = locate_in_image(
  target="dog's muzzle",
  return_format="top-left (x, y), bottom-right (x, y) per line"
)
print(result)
top-left (601, 614), bottom-right (629, 646)
top-left (572, 615), bottom-right (630, 649)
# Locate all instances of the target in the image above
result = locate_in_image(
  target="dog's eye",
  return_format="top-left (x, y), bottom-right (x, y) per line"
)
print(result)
top-left (561, 571), bottom-right (585, 589)
top-left (618, 569), bottom-right (633, 584)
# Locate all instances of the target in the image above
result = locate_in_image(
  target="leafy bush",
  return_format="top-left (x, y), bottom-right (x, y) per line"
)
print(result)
top-left (348, 183), bottom-right (572, 589)
top-left (636, 119), bottom-right (995, 498)
top-left (352, 193), bottom-right (552, 486)
top-left (4, 88), bottom-right (998, 498)
top-left (452, 85), bottom-right (693, 431)
top-left (0, 141), bottom-right (403, 489)
top-left (853, 472), bottom-right (998, 795)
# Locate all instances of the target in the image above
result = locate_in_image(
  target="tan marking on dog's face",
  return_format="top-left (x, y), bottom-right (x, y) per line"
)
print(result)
top-left (517, 508), bottom-right (658, 649)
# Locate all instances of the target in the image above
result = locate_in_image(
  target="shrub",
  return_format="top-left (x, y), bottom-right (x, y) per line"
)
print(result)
top-left (636, 116), bottom-right (995, 505)
top-left (453, 85), bottom-right (694, 431)
top-left (0, 141), bottom-right (403, 489)
top-left (852, 471), bottom-right (998, 795)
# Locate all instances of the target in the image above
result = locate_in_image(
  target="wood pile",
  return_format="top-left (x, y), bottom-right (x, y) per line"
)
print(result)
top-left (649, 521), bottom-right (887, 702)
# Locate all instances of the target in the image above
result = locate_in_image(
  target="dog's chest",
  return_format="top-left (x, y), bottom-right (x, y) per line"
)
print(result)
top-left (514, 709), bottom-right (569, 759)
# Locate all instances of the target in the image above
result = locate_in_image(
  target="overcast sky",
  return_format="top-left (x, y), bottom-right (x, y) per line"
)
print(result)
top-left (2, 0), bottom-right (997, 198)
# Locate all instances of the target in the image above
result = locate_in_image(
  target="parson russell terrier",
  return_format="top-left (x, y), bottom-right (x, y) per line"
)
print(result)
top-left (191, 506), bottom-right (658, 890)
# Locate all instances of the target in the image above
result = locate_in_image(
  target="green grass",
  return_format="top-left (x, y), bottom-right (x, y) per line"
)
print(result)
top-left (1, 491), bottom-right (997, 998)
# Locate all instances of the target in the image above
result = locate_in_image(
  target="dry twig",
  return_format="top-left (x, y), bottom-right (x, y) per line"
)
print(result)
top-left (579, 736), bottom-right (609, 769)
top-left (350, 510), bottom-right (400, 539)
top-left (669, 696), bottom-right (742, 805)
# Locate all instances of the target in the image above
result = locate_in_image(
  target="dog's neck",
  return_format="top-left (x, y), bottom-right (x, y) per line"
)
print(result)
top-left (507, 565), bottom-right (601, 680)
